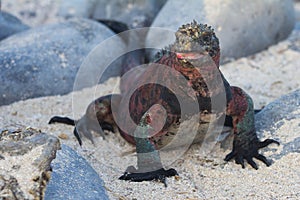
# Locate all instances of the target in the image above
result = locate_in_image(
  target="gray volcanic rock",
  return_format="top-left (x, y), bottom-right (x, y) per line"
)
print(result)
top-left (44, 145), bottom-right (109, 200)
top-left (0, 18), bottom-right (125, 106)
top-left (58, 0), bottom-right (97, 19)
top-left (147, 0), bottom-right (295, 62)
top-left (255, 89), bottom-right (300, 158)
top-left (0, 11), bottom-right (29, 41)
top-left (256, 90), bottom-right (300, 132)
top-left (92, 0), bottom-right (167, 28)
top-left (0, 175), bottom-right (26, 200)
top-left (0, 126), bottom-right (60, 199)
top-left (58, 0), bottom-right (167, 28)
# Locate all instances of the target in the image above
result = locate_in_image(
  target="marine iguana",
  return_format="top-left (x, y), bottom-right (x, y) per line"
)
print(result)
top-left (49, 20), bottom-right (279, 186)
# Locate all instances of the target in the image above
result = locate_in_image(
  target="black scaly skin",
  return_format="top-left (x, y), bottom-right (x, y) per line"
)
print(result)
top-left (49, 21), bottom-right (279, 186)
top-left (118, 21), bottom-right (279, 183)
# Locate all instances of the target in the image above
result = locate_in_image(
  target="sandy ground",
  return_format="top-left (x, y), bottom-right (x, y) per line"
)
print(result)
top-left (0, 71), bottom-right (299, 199)
top-left (1, 1), bottom-right (300, 199)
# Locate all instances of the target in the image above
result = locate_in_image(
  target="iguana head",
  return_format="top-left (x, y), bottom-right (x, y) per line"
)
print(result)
top-left (172, 20), bottom-right (220, 66)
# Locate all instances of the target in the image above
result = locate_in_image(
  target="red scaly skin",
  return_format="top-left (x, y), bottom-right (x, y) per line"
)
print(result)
top-left (118, 21), bottom-right (279, 176)
top-left (49, 21), bottom-right (279, 185)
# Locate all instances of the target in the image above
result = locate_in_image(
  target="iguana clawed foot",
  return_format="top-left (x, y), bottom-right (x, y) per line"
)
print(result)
top-left (119, 166), bottom-right (178, 187)
top-left (224, 138), bottom-right (280, 169)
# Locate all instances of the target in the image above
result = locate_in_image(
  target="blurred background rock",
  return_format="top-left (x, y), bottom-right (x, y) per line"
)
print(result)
top-left (0, 0), bottom-right (298, 104)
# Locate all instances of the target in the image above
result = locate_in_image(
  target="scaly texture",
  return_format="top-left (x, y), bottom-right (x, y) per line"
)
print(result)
top-left (49, 20), bottom-right (279, 185)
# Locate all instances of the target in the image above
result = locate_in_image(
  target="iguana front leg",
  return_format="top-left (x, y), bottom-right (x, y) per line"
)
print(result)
top-left (119, 113), bottom-right (178, 186)
top-left (225, 86), bottom-right (279, 169)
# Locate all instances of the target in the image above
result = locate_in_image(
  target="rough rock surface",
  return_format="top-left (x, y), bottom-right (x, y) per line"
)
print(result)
top-left (147, 0), bottom-right (295, 62)
top-left (57, 0), bottom-right (96, 19)
top-left (255, 89), bottom-right (300, 159)
top-left (91, 0), bottom-right (167, 28)
top-left (1, 0), bottom-right (61, 27)
top-left (0, 174), bottom-right (26, 200)
top-left (221, 24), bottom-right (300, 108)
top-left (0, 18), bottom-right (125, 106)
top-left (0, 126), bottom-right (60, 199)
top-left (0, 11), bottom-right (29, 41)
top-left (45, 144), bottom-right (109, 200)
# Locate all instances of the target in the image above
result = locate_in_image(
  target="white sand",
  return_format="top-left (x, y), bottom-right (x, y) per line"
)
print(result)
top-left (0, 70), bottom-right (299, 199)
top-left (1, 1), bottom-right (300, 199)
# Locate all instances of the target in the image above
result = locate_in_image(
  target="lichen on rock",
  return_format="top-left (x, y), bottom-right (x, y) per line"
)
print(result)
top-left (0, 126), bottom-right (60, 200)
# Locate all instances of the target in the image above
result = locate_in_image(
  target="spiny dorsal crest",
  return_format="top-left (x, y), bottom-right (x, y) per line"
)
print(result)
top-left (176, 20), bottom-right (217, 44)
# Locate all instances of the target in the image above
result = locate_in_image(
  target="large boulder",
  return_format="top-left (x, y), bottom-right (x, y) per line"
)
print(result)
top-left (0, 11), bottom-right (29, 41)
top-left (44, 145), bottom-right (109, 200)
top-left (0, 0), bottom-right (60, 27)
top-left (91, 0), bottom-right (167, 28)
top-left (255, 89), bottom-right (300, 158)
top-left (147, 0), bottom-right (295, 62)
top-left (58, 0), bottom-right (97, 19)
top-left (0, 126), bottom-right (60, 199)
top-left (221, 25), bottom-right (300, 109)
top-left (0, 18), bottom-right (126, 106)
top-left (57, 0), bottom-right (167, 28)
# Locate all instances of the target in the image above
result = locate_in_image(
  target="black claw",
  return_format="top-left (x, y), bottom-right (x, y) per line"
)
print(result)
top-left (255, 154), bottom-right (271, 167)
top-left (224, 151), bottom-right (235, 161)
top-left (73, 127), bottom-right (82, 146)
top-left (48, 116), bottom-right (61, 124)
top-left (48, 117), bottom-right (56, 124)
top-left (258, 139), bottom-right (280, 149)
top-left (225, 138), bottom-right (279, 169)
top-left (48, 116), bottom-right (75, 126)
top-left (163, 180), bottom-right (167, 187)
top-left (235, 155), bottom-right (245, 168)
top-left (254, 109), bottom-right (262, 114)
top-left (119, 168), bottom-right (178, 187)
top-left (246, 157), bottom-right (258, 170)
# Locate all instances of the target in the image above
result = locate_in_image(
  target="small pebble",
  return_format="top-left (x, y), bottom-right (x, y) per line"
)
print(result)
top-left (58, 133), bottom-right (69, 140)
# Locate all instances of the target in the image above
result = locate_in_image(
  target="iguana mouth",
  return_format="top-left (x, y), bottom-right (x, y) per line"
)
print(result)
top-left (176, 51), bottom-right (208, 60)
